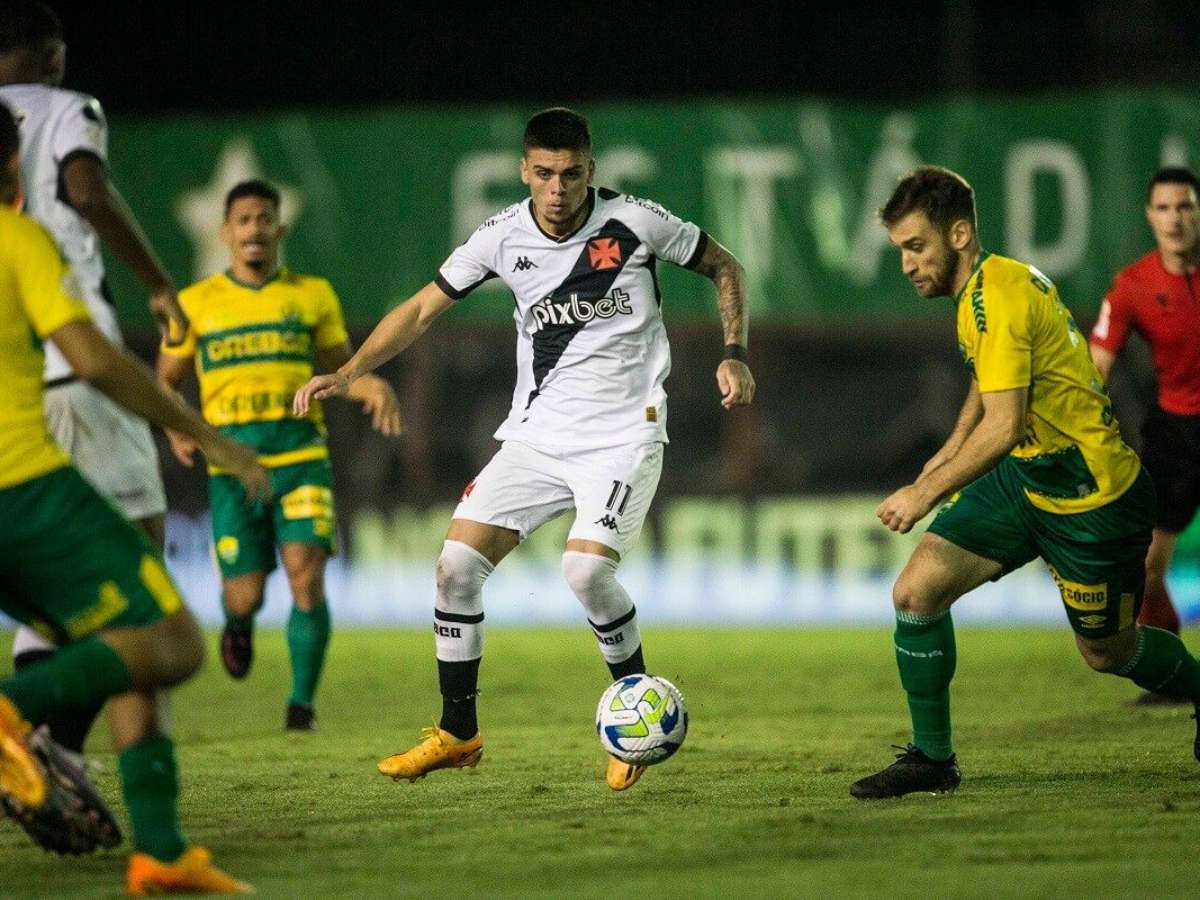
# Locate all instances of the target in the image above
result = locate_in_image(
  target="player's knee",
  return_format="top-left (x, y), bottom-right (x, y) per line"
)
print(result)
top-left (148, 610), bottom-right (206, 687)
top-left (1144, 555), bottom-right (1169, 583)
top-left (1076, 632), bottom-right (1135, 673)
top-left (562, 551), bottom-right (616, 599)
top-left (288, 577), bottom-right (325, 612)
top-left (223, 588), bottom-right (264, 618)
top-left (436, 540), bottom-right (491, 613)
top-left (891, 574), bottom-right (947, 618)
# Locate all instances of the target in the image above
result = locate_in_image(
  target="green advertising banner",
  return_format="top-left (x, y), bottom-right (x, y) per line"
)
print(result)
top-left (106, 91), bottom-right (1199, 329)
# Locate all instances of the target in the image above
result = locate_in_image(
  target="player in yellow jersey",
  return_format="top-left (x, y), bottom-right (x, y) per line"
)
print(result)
top-left (158, 179), bottom-right (401, 730)
top-left (0, 103), bottom-right (261, 893)
top-left (850, 167), bottom-right (1200, 799)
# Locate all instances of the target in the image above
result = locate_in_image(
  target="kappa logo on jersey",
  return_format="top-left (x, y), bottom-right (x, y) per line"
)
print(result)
top-left (461, 479), bottom-right (477, 501)
top-left (512, 256), bottom-right (539, 272)
top-left (593, 514), bottom-right (620, 531)
top-left (531, 289), bottom-right (633, 333)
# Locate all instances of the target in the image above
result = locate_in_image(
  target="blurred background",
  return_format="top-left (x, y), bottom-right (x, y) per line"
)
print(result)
top-left (51, 1), bottom-right (1200, 624)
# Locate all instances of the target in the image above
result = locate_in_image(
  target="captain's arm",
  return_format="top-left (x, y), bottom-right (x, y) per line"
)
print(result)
top-left (912, 385), bottom-right (1027, 506)
top-left (691, 237), bottom-right (748, 349)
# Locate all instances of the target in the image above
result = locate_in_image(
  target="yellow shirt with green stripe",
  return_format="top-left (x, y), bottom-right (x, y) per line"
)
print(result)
top-left (0, 206), bottom-right (91, 490)
top-left (162, 269), bottom-right (348, 471)
top-left (956, 252), bottom-right (1141, 514)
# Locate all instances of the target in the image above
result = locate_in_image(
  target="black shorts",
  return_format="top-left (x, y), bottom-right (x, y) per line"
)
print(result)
top-left (1140, 405), bottom-right (1200, 533)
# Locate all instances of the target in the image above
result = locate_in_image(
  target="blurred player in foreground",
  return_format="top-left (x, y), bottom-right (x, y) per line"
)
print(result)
top-left (0, 104), bottom-right (261, 894)
top-left (158, 179), bottom-right (401, 730)
top-left (296, 107), bottom-right (755, 791)
top-left (852, 166), bottom-right (1200, 799)
top-left (0, 0), bottom-right (186, 756)
top-left (1090, 167), bottom-right (1200, 703)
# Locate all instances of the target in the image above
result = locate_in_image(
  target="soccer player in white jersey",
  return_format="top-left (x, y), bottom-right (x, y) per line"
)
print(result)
top-left (0, 3), bottom-right (188, 761)
top-left (295, 107), bottom-right (755, 791)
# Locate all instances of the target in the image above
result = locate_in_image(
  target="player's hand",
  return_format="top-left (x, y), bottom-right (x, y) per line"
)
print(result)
top-left (358, 375), bottom-right (404, 437)
top-left (293, 373), bottom-right (351, 416)
top-left (876, 484), bottom-right (936, 534)
top-left (200, 433), bottom-right (272, 504)
top-left (149, 286), bottom-right (189, 347)
top-left (165, 428), bottom-right (199, 467)
top-left (716, 359), bottom-right (755, 409)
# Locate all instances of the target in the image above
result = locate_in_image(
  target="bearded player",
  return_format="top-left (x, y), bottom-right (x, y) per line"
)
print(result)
top-left (851, 167), bottom-right (1200, 799)
top-left (295, 107), bottom-right (755, 791)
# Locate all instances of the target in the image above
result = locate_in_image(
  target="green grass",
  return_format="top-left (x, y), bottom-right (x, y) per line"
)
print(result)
top-left (3, 627), bottom-right (1200, 898)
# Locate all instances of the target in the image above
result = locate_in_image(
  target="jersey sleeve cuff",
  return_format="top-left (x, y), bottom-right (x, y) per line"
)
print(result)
top-left (36, 304), bottom-right (92, 340)
top-left (158, 341), bottom-right (194, 357)
top-left (436, 271), bottom-right (497, 301)
top-left (682, 231), bottom-right (709, 270)
top-left (56, 147), bottom-right (107, 174)
top-left (976, 379), bottom-right (1031, 393)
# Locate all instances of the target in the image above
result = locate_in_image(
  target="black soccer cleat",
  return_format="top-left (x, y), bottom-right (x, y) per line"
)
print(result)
top-left (1192, 706), bottom-right (1200, 763)
top-left (2, 726), bottom-right (122, 855)
top-left (285, 703), bottom-right (316, 732)
top-left (850, 744), bottom-right (961, 799)
top-left (220, 626), bottom-right (253, 680)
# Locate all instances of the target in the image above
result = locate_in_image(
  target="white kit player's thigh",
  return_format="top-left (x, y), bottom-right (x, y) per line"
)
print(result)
top-left (43, 381), bottom-right (167, 521)
top-left (565, 442), bottom-right (664, 557)
top-left (452, 440), bottom-right (575, 539)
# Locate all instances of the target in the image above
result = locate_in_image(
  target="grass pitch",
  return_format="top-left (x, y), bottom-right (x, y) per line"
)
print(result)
top-left (3, 626), bottom-right (1200, 898)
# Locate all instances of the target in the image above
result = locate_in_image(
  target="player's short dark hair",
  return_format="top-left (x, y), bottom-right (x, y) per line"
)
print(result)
top-left (523, 108), bottom-right (591, 155)
top-left (881, 166), bottom-right (977, 235)
top-left (224, 179), bottom-right (280, 217)
top-left (1146, 167), bottom-right (1200, 203)
top-left (0, 1), bottom-right (62, 53)
top-left (0, 103), bottom-right (19, 164)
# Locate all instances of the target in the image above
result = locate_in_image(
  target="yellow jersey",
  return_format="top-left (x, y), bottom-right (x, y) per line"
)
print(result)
top-left (956, 252), bottom-right (1141, 514)
top-left (161, 269), bottom-right (349, 468)
top-left (0, 206), bottom-right (91, 490)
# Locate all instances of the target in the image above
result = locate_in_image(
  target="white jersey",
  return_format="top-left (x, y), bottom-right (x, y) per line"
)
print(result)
top-left (0, 83), bottom-right (122, 381)
top-left (438, 187), bottom-right (707, 450)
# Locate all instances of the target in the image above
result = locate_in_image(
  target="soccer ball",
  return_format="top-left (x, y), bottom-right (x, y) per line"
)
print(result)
top-left (595, 674), bottom-right (688, 765)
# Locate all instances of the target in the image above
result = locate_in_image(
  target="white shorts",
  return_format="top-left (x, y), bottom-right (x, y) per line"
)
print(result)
top-left (453, 440), bottom-right (664, 557)
top-left (43, 380), bottom-right (167, 521)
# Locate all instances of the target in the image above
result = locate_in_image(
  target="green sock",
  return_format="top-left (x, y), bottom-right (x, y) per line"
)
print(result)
top-left (894, 610), bottom-right (957, 761)
top-left (1117, 626), bottom-right (1200, 700)
top-left (0, 636), bottom-right (132, 724)
top-left (287, 603), bottom-right (331, 706)
top-left (118, 736), bottom-right (187, 862)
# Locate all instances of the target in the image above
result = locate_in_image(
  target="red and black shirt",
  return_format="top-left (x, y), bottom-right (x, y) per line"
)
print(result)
top-left (1091, 249), bottom-right (1200, 414)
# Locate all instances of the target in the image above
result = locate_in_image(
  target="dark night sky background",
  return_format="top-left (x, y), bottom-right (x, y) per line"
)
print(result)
top-left (53, 1), bottom-right (1200, 114)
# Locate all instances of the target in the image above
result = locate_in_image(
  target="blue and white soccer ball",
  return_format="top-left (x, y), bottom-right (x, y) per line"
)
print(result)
top-left (596, 674), bottom-right (688, 765)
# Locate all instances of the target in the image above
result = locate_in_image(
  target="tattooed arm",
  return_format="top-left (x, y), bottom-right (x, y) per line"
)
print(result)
top-left (692, 237), bottom-right (755, 409)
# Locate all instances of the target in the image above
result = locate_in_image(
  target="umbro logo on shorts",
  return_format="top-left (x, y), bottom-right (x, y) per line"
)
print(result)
top-left (512, 256), bottom-right (539, 272)
top-left (593, 515), bottom-right (620, 531)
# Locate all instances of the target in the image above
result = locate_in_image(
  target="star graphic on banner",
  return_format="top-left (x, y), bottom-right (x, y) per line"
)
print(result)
top-left (176, 139), bottom-right (303, 280)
